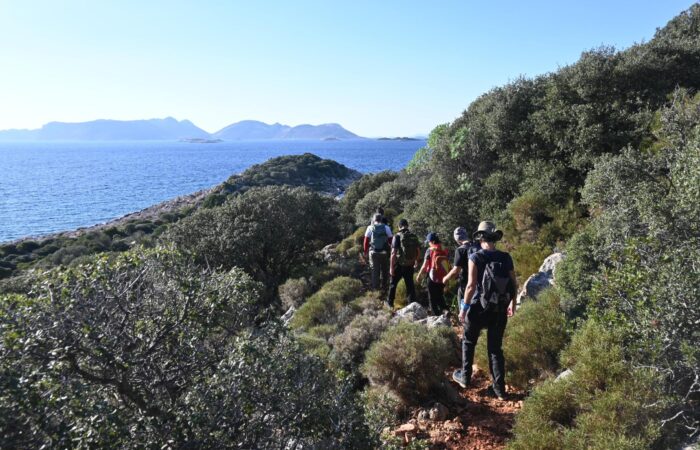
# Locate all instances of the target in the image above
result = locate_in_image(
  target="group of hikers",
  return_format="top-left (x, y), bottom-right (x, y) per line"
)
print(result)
top-left (363, 209), bottom-right (518, 400)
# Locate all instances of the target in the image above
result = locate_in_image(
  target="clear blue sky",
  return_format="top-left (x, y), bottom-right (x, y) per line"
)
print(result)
top-left (0, 1), bottom-right (694, 137)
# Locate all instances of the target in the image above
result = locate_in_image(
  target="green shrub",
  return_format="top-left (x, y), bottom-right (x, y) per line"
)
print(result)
top-left (278, 277), bottom-right (312, 310)
top-left (167, 186), bottom-right (341, 296)
top-left (0, 244), bottom-right (18, 256)
top-left (362, 322), bottom-right (458, 405)
top-left (361, 385), bottom-right (404, 436)
top-left (320, 276), bottom-right (363, 300)
top-left (353, 176), bottom-right (417, 226)
top-left (15, 240), bottom-right (39, 254)
top-left (508, 241), bottom-right (552, 286)
top-left (330, 310), bottom-right (391, 371)
top-left (556, 225), bottom-right (600, 319)
top-left (336, 227), bottom-right (365, 254)
top-left (475, 289), bottom-right (569, 389)
top-left (296, 332), bottom-right (332, 360)
top-left (308, 324), bottom-right (339, 341)
top-left (508, 321), bottom-right (668, 450)
top-left (290, 277), bottom-right (362, 331)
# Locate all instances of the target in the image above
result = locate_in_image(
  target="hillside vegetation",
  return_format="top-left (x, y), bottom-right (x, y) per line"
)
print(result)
top-left (1, 6), bottom-right (699, 449)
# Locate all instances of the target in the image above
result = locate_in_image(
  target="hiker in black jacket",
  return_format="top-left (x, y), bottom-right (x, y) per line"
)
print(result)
top-left (452, 221), bottom-right (518, 400)
top-left (386, 218), bottom-right (421, 309)
top-left (443, 226), bottom-right (481, 313)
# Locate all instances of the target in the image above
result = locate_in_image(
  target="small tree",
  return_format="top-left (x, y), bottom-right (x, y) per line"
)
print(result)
top-left (167, 185), bottom-right (341, 297)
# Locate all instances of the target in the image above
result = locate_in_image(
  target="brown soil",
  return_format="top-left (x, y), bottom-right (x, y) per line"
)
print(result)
top-left (388, 359), bottom-right (525, 449)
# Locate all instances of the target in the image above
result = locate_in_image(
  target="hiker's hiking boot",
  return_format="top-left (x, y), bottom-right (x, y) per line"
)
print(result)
top-left (486, 385), bottom-right (506, 400)
top-left (452, 369), bottom-right (470, 389)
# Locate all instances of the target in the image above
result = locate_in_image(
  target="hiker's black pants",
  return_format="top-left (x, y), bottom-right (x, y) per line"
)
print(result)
top-left (462, 303), bottom-right (508, 394)
top-left (427, 279), bottom-right (447, 315)
top-left (387, 264), bottom-right (416, 307)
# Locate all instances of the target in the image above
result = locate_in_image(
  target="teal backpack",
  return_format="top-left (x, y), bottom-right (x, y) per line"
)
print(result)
top-left (370, 224), bottom-right (388, 251)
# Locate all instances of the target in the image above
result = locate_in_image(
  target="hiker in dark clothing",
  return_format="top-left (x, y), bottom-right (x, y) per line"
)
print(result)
top-left (417, 232), bottom-right (449, 315)
top-left (387, 219), bottom-right (421, 309)
top-left (363, 213), bottom-right (393, 290)
top-left (443, 226), bottom-right (481, 313)
top-left (452, 221), bottom-right (517, 400)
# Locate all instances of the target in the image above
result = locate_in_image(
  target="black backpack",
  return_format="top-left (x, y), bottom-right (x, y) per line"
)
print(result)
top-left (478, 252), bottom-right (514, 312)
top-left (397, 230), bottom-right (420, 266)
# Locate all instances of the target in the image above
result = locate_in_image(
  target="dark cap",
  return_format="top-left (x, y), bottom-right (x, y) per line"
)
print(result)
top-left (425, 232), bottom-right (439, 244)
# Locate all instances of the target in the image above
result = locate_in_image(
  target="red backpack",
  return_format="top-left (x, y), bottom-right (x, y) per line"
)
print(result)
top-left (428, 246), bottom-right (451, 284)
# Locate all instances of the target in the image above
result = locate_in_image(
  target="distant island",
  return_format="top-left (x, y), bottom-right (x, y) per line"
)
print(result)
top-left (0, 118), bottom-right (367, 141)
top-left (180, 138), bottom-right (223, 144)
top-left (376, 137), bottom-right (424, 141)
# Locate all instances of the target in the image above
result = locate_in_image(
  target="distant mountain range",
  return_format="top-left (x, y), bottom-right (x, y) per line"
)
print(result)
top-left (0, 118), bottom-right (365, 141)
top-left (212, 120), bottom-right (360, 140)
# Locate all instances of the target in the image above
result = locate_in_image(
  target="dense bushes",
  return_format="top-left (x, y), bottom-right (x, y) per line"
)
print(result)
top-left (353, 176), bottom-right (418, 227)
top-left (339, 171), bottom-right (398, 230)
top-left (0, 246), bottom-right (372, 448)
top-left (507, 321), bottom-right (668, 450)
top-left (362, 322), bottom-right (459, 404)
top-left (475, 289), bottom-right (570, 389)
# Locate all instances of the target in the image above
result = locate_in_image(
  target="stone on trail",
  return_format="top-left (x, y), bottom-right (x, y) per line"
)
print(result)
top-left (392, 302), bottom-right (429, 322)
top-left (422, 312), bottom-right (451, 328)
top-left (429, 402), bottom-right (449, 421)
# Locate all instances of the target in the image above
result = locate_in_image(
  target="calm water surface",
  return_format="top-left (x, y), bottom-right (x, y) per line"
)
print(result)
top-left (0, 139), bottom-right (424, 242)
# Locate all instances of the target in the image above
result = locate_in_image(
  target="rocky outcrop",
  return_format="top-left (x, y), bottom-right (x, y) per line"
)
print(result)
top-left (516, 252), bottom-right (566, 304)
top-left (281, 306), bottom-right (296, 326)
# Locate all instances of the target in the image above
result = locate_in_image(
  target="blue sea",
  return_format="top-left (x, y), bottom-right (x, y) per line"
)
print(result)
top-left (0, 139), bottom-right (424, 242)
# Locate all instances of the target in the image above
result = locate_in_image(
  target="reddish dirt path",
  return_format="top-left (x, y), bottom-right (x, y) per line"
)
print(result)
top-left (390, 367), bottom-right (524, 449)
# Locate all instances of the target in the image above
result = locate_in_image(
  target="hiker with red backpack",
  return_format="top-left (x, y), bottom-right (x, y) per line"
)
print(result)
top-left (363, 213), bottom-right (393, 290)
top-left (452, 221), bottom-right (517, 400)
top-left (416, 232), bottom-right (450, 315)
top-left (387, 218), bottom-right (421, 309)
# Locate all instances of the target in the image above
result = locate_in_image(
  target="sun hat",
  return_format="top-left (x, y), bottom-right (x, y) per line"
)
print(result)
top-left (453, 227), bottom-right (469, 242)
top-left (472, 221), bottom-right (503, 241)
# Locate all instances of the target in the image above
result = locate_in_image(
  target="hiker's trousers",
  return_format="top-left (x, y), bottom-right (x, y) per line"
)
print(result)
top-left (462, 303), bottom-right (508, 395)
top-left (369, 250), bottom-right (389, 290)
top-left (387, 264), bottom-right (416, 306)
top-left (427, 279), bottom-right (447, 315)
